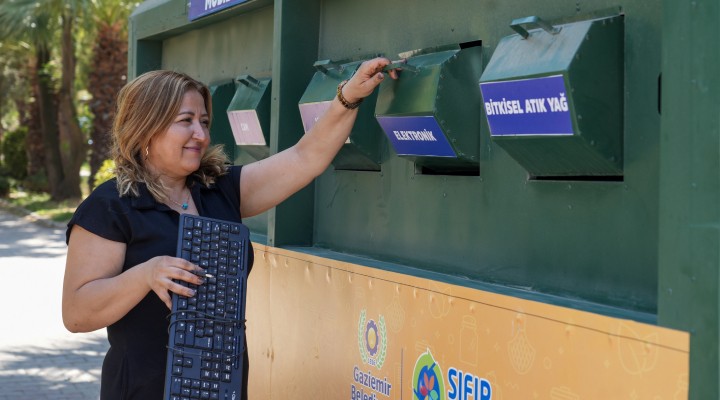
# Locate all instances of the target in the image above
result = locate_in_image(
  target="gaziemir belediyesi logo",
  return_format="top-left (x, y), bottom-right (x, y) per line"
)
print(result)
top-left (352, 309), bottom-right (393, 400)
top-left (358, 309), bottom-right (387, 369)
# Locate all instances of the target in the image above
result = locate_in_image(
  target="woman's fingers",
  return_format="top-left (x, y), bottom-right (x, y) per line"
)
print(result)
top-left (146, 256), bottom-right (205, 308)
top-left (344, 57), bottom-right (400, 101)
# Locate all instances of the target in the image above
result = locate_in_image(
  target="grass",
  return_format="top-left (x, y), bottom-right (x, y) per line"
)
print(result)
top-left (5, 190), bottom-right (82, 223)
top-left (2, 165), bottom-right (91, 224)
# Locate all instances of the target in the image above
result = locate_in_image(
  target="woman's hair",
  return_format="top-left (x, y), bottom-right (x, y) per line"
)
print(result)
top-left (111, 70), bottom-right (229, 201)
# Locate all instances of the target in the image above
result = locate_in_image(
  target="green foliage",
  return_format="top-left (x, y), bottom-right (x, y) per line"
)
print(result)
top-left (0, 126), bottom-right (28, 180)
top-left (94, 159), bottom-right (115, 186)
top-left (0, 0), bottom-right (137, 201)
top-left (23, 172), bottom-right (49, 193)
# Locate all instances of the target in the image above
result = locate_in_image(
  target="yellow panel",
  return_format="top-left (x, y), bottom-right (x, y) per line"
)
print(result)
top-left (245, 244), bottom-right (689, 399)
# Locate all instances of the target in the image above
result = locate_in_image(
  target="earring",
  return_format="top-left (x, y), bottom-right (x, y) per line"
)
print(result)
top-left (144, 146), bottom-right (149, 160)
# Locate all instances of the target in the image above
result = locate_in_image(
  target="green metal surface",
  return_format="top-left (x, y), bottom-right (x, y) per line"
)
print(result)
top-left (311, 0), bottom-right (660, 315)
top-left (659, 0), bottom-right (720, 398)
top-left (265, 0), bottom-right (321, 247)
top-left (129, 0), bottom-right (663, 308)
top-left (130, 0), bottom-right (272, 42)
top-left (130, 0), bottom-right (663, 312)
top-left (209, 81), bottom-right (237, 161)
top-left (129, 1), bottom-right (720, 397)
top-left (481, 15), bottom-right (624, 177)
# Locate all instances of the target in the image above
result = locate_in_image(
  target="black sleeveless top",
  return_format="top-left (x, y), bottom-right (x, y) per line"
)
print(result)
top-left (66, 166), bottom-right (251, 400)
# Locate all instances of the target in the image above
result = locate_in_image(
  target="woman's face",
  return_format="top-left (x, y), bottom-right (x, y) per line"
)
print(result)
top-left (146, 89), bottom-right (210, 180)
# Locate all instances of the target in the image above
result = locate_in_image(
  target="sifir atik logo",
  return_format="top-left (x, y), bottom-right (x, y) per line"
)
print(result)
top-left (411, 349), bottom-right (492, 400)
top-left (412, 349), bottom-right (446, 400)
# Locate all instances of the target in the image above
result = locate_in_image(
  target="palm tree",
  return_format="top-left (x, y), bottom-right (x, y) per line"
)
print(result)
top-left (0, 40), bottom-right (45, 181)
top-left (56, 4), bottom-right (87, 199)
top-left (85, 0), bottom-right (137, 191)
top-left (0, 3), bottom-right (62, 196)
top-left (0, 0), bottom-right (90, 200)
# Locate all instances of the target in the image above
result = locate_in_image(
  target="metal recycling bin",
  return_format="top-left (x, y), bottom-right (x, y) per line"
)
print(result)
top-left (480, 15), bottom-right (624, 178)
top-left (226, 74), bottom-right (272, 161)
top-left (374, 43), bottom-right (483, 174)
top-left (298, 58), bottom-right (387, 171)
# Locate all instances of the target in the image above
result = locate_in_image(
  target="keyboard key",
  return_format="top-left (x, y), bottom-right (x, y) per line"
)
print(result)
top-left (214, 334), bottom-right (223, 351)
top-left (175, 332), bottom-right (185, 345)
top-left (195, 337), bottom-right (213, 350)
top-left (172, 377), bottom-right (183, 394)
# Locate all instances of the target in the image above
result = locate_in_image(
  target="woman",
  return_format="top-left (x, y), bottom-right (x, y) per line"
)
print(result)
top-left (62, 57), bottom-right (397, 399)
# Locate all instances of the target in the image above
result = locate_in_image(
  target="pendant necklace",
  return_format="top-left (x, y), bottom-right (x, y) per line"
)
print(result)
top-left (169, 188), bottom-right (191, 211)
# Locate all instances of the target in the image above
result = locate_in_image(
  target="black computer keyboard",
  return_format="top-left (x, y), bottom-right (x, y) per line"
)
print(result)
top-left (164, 214), bottom-right (250, 400)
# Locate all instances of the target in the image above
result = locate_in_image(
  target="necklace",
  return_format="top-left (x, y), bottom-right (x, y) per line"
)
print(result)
top-left (168, 188), bottom-right (191, 210)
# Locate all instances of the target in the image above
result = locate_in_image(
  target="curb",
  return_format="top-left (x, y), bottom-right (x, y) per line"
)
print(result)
top-left (0, 198), bottom-right (68, 230)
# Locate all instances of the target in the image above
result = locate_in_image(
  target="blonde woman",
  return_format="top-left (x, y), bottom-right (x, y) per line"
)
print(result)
top-left (63, 57), bottom-right (397, 399)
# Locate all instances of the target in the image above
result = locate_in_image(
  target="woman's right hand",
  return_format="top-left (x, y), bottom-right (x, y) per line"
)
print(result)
top-left (142, 256), bottom-right (206, 309)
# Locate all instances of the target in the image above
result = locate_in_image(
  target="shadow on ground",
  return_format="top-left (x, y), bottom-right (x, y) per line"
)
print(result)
top-left (0, 211), bottom-right (66, 258)
top-left (0, 333), bottom-right (107, 399)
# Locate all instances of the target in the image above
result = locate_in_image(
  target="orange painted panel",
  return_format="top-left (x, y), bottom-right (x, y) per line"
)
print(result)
top-left (245, 245), bottom-right (689, 399)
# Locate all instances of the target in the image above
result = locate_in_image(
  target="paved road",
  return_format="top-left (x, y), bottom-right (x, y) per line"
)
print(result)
top-left (0, 209), bottom-right (107, 399)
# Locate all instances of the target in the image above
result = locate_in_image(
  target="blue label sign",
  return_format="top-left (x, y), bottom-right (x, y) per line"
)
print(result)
top-left (480, 75), bottom-right (574, 136)
top-left (189, 0), bottom-right (248, 21)
top-left (376, 116), bottom-right (456, 157)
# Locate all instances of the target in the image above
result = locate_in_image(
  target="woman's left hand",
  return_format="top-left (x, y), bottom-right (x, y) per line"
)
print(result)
top-left (340, 57), bottom-right (400, 104)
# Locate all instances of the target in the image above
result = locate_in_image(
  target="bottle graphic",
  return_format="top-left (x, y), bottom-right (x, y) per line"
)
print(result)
top-left (460, 315), bottom-right (479, 366)
top-left (507, 316), bottom-right (535, 374)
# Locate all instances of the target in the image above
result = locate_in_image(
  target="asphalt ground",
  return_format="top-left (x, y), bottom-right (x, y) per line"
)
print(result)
top-left (0, 208), bottom-right (107, 399)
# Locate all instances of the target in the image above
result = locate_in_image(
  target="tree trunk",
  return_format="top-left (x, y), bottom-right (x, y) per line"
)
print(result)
top-left (21, 58), bottom-right (46, 182)
top-left (88, 20), bottom-right (127, 191)
top-left (35, 45), bottom-right (65, 199)
top-left (55, 12), bottom-right (86, 200)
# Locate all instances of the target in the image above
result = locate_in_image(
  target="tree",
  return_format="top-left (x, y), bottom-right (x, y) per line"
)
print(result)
top-left (85, 0), bottom-right (136, 190)
top-left (0, 4), bottom-right (60, 196)
top-left (0, 0), bottom-right (90, 200)
top-left (56, 6), bottom-right (86, 199)
top-left (0, 40), bottom-right (45, 183)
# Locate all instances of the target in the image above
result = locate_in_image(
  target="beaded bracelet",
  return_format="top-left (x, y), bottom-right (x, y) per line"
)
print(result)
top-left (336, 80), bottom-right (363, 110)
